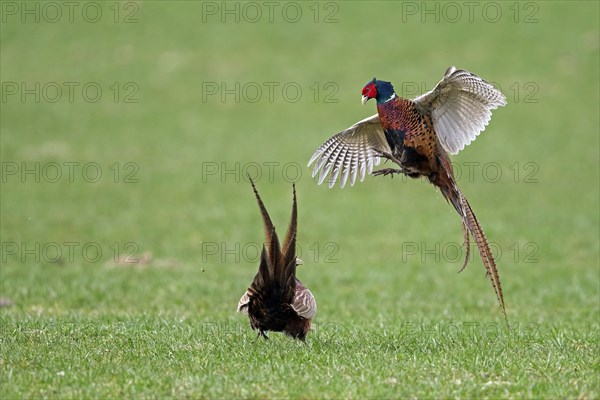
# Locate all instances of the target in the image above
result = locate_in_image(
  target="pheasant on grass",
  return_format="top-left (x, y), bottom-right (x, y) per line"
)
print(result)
top-left (308, 66), bottom-right (507, 321)
top-left (237, 178), bottom-right (317, 341)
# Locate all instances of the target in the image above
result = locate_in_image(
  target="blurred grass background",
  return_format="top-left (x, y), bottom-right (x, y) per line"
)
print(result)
top-left (1, 1), bottom-right (598, 398)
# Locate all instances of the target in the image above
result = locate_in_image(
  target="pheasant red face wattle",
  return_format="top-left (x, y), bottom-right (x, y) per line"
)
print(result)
top-left (308, 66), bottom-right (508, 324)
top-left (361, 80), bottom-right (378, 105)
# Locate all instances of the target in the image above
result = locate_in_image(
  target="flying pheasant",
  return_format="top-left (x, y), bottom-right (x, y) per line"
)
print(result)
top-left (308, 66), bottom-right (507, 321)
top-left (237, 178), bottom-right (317, 341)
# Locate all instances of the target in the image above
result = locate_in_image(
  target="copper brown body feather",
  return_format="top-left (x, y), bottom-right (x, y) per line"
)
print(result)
top-left (237, 179), bottom-right (317, 341)
top-left (309, 67), bottom-right (507, 322)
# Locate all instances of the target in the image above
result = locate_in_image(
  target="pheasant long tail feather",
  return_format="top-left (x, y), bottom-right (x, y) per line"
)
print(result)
top-left (434, 156), bottom-right (507, 324)
top-left (434, 156), bottom-right (471, 271)
top-left (460, 193), bottom-right (507, 325)
top-left (253, 246), bottom-right (271, 292)
top-left (281, 183), bottom-right (298, 277)
top-left (282, 185), bottom-right (300, 299)
top-left (249, 177), bottom-right (282, 286)
top-left (249, 177), bottom-right (275, 249)
top-left (459, 220), bottom-right (470, 273)
top-left (248, 178), bottom-right (298, 300)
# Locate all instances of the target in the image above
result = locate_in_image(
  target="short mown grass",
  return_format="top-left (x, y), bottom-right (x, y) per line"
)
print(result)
top-left (1, 1), bottom-right (599, 398)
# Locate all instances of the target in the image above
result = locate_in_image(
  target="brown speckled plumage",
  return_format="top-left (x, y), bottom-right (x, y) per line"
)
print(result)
top-left (309, 67), bottom-right (507, 322)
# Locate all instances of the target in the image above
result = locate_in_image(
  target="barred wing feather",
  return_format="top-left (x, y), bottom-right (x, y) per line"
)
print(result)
top-left (291, 284), bottom-right (317, 320)
top-left (237, 290), bottom-right (251, 314)
top-left (308, 114), bottom-right (391, 188)
top-left (413, 66), bottom-right (506, 155)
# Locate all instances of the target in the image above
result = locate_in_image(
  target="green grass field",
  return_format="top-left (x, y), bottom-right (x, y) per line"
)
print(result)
top-left (1, 1), bottom-right (599, 398)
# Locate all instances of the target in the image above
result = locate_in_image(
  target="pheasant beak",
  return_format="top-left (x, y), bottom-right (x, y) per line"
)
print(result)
top-left (295, 257), bottom-right (304, 266)
top-left (361, 95), bottom-right (369, 105)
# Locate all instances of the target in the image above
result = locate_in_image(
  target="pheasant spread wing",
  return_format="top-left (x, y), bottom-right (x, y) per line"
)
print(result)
top-left (237, 290), bottom-right (251, 314)
top-left (413, 66), bottom-right (506, 155)
top-left (308, 114), bottom-right (391, 188)
top-left (291, 282), bottom-right (317, 320)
